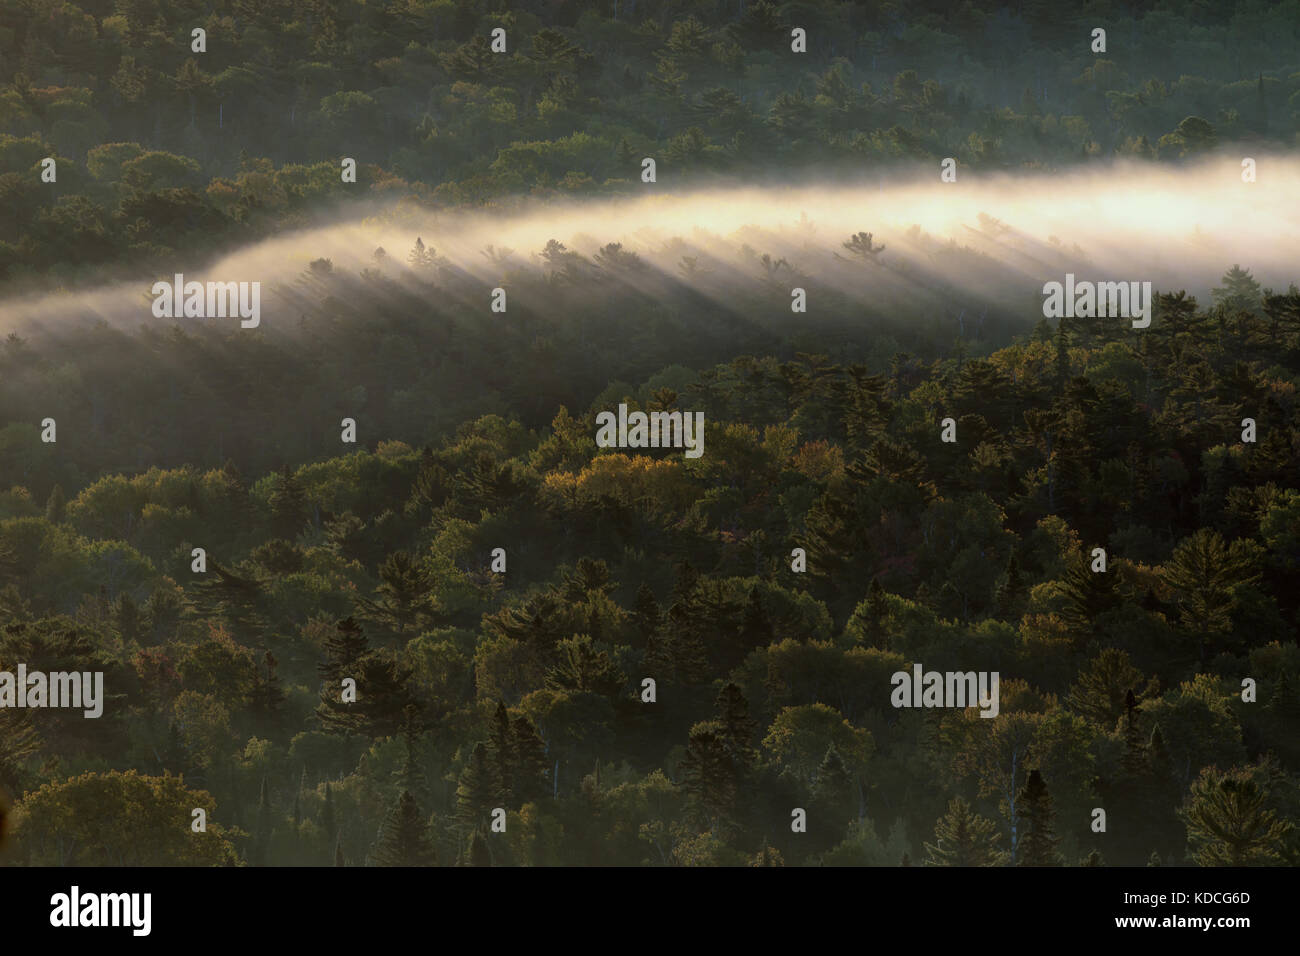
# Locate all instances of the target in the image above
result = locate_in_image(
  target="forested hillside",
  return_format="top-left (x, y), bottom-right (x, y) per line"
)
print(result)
top-left (0, 0), bottom-right (1298, 868)
top-left (2, 0), bottom-right (1300, 288)
top-left (2, 265), bottom-right (1298, 865)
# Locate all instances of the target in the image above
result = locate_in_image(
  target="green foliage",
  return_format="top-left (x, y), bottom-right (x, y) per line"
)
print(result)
top-left (925, 796), bottom-right (1008, 866)
top-left (1016, 770), bottom-right (1062, 866)
top-left (0, 2), bottom-right (1297, 868)
top-left (1180, 763), bottom-right (1293, 865)
top-left (13, 770), bottom-right (241, 865)
top-left (0, 260), bottom-right (1295, 865)
top-left (374, 790), bottom-right (437, 867)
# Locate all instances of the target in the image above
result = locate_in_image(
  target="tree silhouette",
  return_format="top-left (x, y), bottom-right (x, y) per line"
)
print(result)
top-left (375, 790), bottom-right (437, 867)
top-left (1180, 765), bottom-right (1292, 866)
top-left (1016, 770), bottom-right (1062, 866)
top-left (925, 796), bottom-right (1008, 866)
top-left (836, 231), bottom-right (886, 263)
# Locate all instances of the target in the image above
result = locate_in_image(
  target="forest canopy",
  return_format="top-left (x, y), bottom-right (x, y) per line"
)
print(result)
top-left (0, 0), bottom-right (1298, 868)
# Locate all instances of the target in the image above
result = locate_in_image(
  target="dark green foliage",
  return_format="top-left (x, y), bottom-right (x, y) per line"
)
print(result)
top-left (455, 743), bottom-right (498, 831)
top-left (1180, 764), bottom-right (1293, 865)
top-left (925, 797), bottom-right (1008, 867)
top-left (0, 4), bottom-right (1297, 869)
top-left (375, 790), bottom-right (437, 867)
top-left (315, 617), bottom-right (419, 739)
top-left (1017, 771), bottom-right (1062, 867)
top-left (680, 721), bottom-right (740, 831)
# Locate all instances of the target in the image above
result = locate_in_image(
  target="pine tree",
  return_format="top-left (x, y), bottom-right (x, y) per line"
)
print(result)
top-left (680, 721), bottom-right (739, 831)
top-left (359, 550), bottom-right (430, 636)
top-left (1180, 765), bottom-right (1292, 866)
top-left (408, 236), bottom-right (434, 269)
top-left (510, 715), bottom-right (549, 804)
top-left (1161, 528), bottom-right (1262, 663)
top-left (1067, 648), bottom-right (1154, 729)
top-left (812, 745), bottom-right (854, 822)
top-left (561, 557), bottom-right (613, 602)
top-left (409, 451), bottom-right (450, 511)
top-left (630, 583), bottom-right (660, 646)
top-left (924, 796), bottom-right (1008, 866)
top-left (333, 836), bottom-right (345, 867)
top-left (1212, 264), bottom-right (1263, 314)
top-left (1017, 770), bottom-right (1062, 866)
top-left (860, 577), bottom-right (890, 647)
top-left (318, 617), bottom-right (369, 685)
top-left (488, 700), bottom-right (513, 804)
top-left (714, 683), bottom-right (757, 761)
top-left (190, 562), bottom-right (267, 644)
top-left (268, 464), bottom-right (308, 538)
top-left (483, 592), bottom-right (568, 652)
top-left (662, 605), bottom-right (710, 685)
top-left (544, 634), bottom-right (625, 696)
top-left (374, 790), bottom-right (437, 866)
top-left (1058, 550), bottom-right (1117, 644)
top-left (456, 742), bottom-right (498, 829)
top-left (838, 231), bottom-right (886, 263)
top-left (316, 617), bottom-right (418, 738)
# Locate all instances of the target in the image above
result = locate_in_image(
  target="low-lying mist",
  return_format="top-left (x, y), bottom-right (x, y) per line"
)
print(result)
top-left (1, 155), bottom-right (1298, 337)
top-left (3, 155), bottom-right (1299, 485)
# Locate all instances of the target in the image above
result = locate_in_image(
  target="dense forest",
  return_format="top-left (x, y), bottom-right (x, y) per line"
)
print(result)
top-left (0, 0), bottom-right (1298, 867)
top-left (1, 261), bottom-right (1298, 866)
